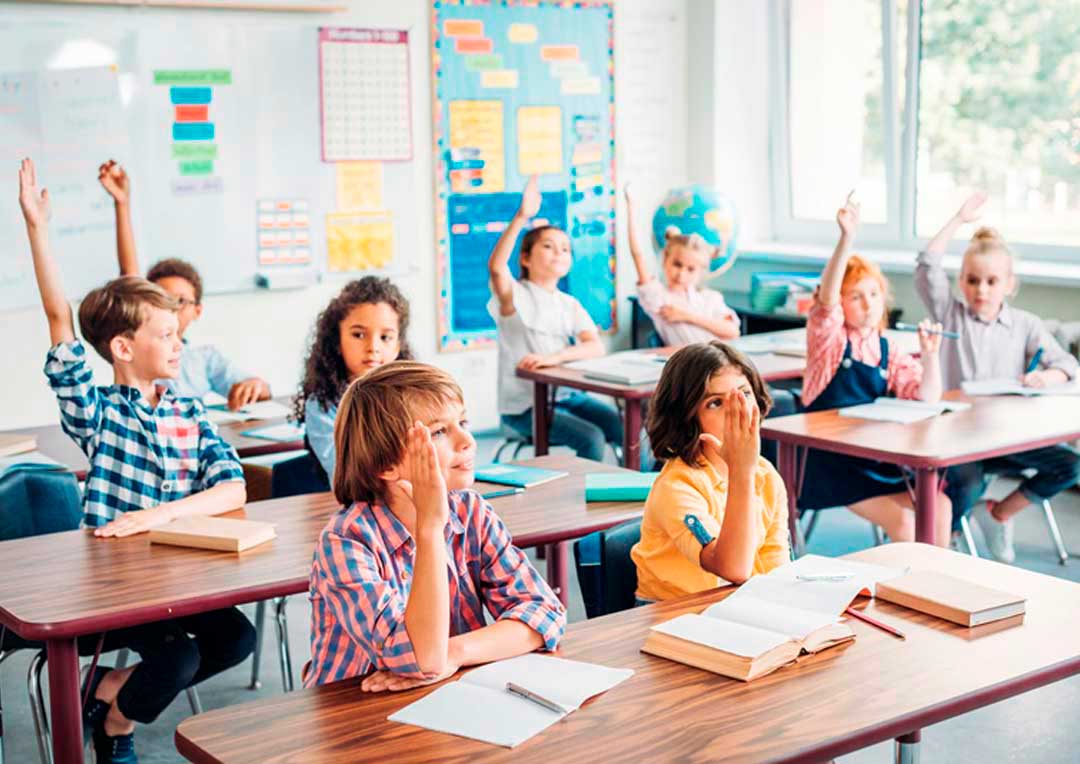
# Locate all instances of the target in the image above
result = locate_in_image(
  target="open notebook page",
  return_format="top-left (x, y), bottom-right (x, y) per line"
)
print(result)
top-left (461, 654), bottom-right (633, 711)
top-left (651, 613), bottom-right (791, 658)
top-left (700, 596), bottom-right (835, 639)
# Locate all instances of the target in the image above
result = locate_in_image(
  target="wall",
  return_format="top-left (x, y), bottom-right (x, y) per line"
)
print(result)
top-left (1, 0), bottom-right (690, 430)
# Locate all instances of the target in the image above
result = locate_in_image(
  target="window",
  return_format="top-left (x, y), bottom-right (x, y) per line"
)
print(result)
top-left (770, 0), bottom-right (1080, 259)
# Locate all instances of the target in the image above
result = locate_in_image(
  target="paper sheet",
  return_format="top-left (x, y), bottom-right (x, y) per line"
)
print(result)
top-left (242, 423), bottom-right (305, 442)
top-left (462, 654), bottom-right (633, 711)
top-left (651, 613), bottom-right (790, 659)
top-left (962, 378), bottom-right (1080, 397)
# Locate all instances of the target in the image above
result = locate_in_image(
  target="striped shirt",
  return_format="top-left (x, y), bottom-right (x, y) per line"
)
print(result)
top-left (305, 489), bottom-right (566, 687)
top-left (802, 301), bottom-right (923, 407)
top-left (43, 340), bottom-right (245, 528)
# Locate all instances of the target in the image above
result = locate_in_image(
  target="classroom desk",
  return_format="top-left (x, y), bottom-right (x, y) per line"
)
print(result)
top-left (173, 542), bottom-right (1080, 764)
top-left (11, 396), bottom-right (304, 479)
top-left (516, 329), bottom-right (917, 471)
top-left (0, 455), bottom-right (637, 764)
top-left (761, 391), bottom-right (1080, 551)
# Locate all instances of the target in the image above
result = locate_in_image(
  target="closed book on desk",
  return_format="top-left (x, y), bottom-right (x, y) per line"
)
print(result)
top-left (585, 471), bottom-right (659, 501)
top-left (875, 571), bottom-right (1025, 627)
top-left (474, 463), bottom-right (568, 488)
top-left (566, 354), bottom-right (665, 385)
top-left (149, 517), bottom-right (276, 553)
top-left (641, 595), bottom-right (854, 682)
top-left (0, 432), bottom-right (37, 458)
top-left (0, 451), bottom-right (65, 481)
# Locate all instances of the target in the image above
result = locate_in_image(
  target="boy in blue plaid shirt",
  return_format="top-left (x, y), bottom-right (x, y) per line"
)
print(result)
top-left (20, 158), bottom-right (255, 764)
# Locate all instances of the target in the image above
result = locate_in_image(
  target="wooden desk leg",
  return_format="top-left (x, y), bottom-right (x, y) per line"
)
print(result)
top-left (914, 468), bottom-right (938, 546)
top-left (532, 382), bottom-right (550, 457)
top-left (778, 442), bottom-right (804, 557)
top-left (46, 637), bottom-right (84, 764)
top-left (894, 730), bottom-right (921, 764)
top-left (622, 399), bottom-right (642, 471)
top-left (545, 541), bottom-right (569, 607)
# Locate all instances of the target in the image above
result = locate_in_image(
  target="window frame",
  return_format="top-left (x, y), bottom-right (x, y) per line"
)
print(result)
top-left (767, 0), bottom-right (1080, 263)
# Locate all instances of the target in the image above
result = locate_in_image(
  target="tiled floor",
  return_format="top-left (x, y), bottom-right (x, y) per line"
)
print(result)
top-left (2, 436), bottom-right (1078, 763)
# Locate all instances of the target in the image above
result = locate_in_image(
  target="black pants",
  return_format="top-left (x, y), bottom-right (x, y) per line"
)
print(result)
top-left (2, 607), bottom-right (255, 725)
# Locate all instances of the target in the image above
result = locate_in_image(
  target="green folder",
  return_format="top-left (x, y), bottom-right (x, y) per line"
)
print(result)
top-left (584, 471), bottom-right (660, 501)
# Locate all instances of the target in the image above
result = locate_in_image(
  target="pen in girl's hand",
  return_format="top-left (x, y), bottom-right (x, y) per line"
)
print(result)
top-left (893, 322), bottom-right (959, 340)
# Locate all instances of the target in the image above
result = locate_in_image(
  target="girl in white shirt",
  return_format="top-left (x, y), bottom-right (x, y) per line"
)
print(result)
top-left (487, 176), bottom-right (624, 463)
top-left (625, 185), bottom-right (740, 346)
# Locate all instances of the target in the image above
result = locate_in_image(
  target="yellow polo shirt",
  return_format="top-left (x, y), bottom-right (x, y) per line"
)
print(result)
top-left (630, 455), bottom-right (790, 601)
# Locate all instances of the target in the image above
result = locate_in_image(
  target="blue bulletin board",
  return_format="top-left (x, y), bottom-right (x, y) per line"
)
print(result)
top-left (432, 0), bottom-right (616, 352)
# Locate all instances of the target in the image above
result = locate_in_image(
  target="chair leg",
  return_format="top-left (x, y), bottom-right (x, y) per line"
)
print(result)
top-left (959, 515), bottom-right (979, 558)
top-left (0, 649), bottom-right (13, 764)
top-left (27, 650), bottom-right (51, 764)
top-left (872, 524), bottom-right (886, 546)
top-left (186, 686), bottom-right (203, 715)
top-left (491, 440), bottom-right (511, 463)
top-left (801, 510), bottom-right (820, 543)
top-left (512, 440), bottom-right (530, 460)
top-left (114, 648), bottom-right (130, 669)
top-left (274, 598), bottom-right (294, 692)
top-left (249, 599), bottom-right (266, 690)
top-left (1040, 500), bottom-right (1070, 565)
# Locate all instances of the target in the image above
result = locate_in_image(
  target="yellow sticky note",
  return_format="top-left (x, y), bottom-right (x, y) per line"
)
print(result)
top-left (449, 100), bottom-right (505, 192)
top-left (518, 106), bottom-right (562, 176)
top-left (326, 211), bottom-right (395, 272)
top-left (335, 162), bottom-right (384, 212)
top-left (481, 69), bottom-right (519, 89)
top-left (508, 23), bottom-right (538, 43)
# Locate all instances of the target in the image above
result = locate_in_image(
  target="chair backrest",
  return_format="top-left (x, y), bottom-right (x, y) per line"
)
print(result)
top-left (572, 518), bottom-right (642, 619)
top-left (271, 450), bottom-right (331, 499)
top-left (0, 470), bottom-right (83, 541)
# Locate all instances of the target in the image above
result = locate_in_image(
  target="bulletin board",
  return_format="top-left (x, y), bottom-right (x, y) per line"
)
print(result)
top-left (432, 0), bottom-right (616, 352)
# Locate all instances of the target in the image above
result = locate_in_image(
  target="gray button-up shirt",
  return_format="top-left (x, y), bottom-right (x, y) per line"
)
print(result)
top-left (914, 250), bottom-right (1078, 390)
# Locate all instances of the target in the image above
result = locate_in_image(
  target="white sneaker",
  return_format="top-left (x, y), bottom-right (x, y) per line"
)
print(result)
top-left (974, 504), bottom-right (1015, 563)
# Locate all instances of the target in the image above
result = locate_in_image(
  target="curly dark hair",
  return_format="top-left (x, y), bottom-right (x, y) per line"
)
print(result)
top-left (293, 277), bottom-right (413, 423)
top-left (146, 259), bottom-right (203, 303)
top-left (647, 341), bottom-right (772, 466)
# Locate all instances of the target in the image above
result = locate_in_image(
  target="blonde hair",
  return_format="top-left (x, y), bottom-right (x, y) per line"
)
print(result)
top-left (963, 226), bottom-right (1014, 269)
top-left (662, 225), bottom-right (715, 265)
top-left (840, 254), bottom-right (891, 330)
top-left (333, 361), bottom-right (464, 505)
top-left (78, 276), bottom-right (178, 363)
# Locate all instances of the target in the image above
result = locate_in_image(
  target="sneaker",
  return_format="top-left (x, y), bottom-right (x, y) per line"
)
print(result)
top-left (80, 664), bottom-right (112, 747)
top-left (93, 729), bottom-right (138, 764)
top-left (974, 503), bottom-right (1016, 563)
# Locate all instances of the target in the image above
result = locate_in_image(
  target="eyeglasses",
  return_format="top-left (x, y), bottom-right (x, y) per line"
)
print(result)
top-left (175, 298), bottom-right (199, 308)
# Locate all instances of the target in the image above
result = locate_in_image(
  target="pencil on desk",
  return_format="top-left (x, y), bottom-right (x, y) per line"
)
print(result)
top-left (844, 606), bottom-right (906, 640)
top-left (481, 487), bottom-right (525, 499)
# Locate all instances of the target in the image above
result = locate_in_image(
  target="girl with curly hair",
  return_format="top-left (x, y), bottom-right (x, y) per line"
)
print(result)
top-left (294, 277), bottom-right (413, 480)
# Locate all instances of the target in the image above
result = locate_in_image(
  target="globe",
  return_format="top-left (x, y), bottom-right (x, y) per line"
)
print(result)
top-left (651, 185), bottom-right (740, 273)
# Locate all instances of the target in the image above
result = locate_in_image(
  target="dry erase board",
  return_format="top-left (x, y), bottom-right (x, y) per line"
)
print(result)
top-left (432, 0), bottom-right (616, 352)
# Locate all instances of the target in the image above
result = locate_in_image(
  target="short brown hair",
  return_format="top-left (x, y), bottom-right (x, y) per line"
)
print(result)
top-left (78, 276), bottom-right (178, 363)
top-left (333, 361), bottom-right (464, 505)
top-left (647, 341), bottom-right (772, 466)
top-left (147, 258), bottom-right (203, 303)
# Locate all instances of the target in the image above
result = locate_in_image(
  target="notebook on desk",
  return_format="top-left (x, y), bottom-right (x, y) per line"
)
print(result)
top-left (961, 379), bottom-right (1080, 397)
top-left (148, 517), bottom-right (277, 553)
top-left (0, 451), bottom-right (66, 481)
top-left (839, 398), bottom-right (971, 424)
top-left (241, 423), bottom-right (306, 442)
top-left (388, 654), bottom-right (633, 748)
top-left (584, 471), bottom-right (659, 501)
top-left (566, 353), bottom-right (666, 385)
top-left (205, 399), bottom-right (294, 424)
top-left (474, 463), bottom-right (568, 488)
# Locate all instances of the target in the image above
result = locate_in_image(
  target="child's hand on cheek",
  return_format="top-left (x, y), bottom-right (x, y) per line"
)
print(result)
top-left (719, 390), bottom-right (760, 474)
top-left (403, 421), bottom-right (449, 532)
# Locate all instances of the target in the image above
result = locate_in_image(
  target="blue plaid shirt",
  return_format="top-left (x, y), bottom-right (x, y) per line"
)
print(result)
top-left (44, 340), bottom-right (245, 528)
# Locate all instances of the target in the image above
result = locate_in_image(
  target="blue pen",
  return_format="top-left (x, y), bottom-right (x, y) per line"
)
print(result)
top-left (893, 322), bottom-right (960, 340)
top-left (481, 487), bottom-right (525, 500)
top-left (1026, 347), bottom-right (1044, 374)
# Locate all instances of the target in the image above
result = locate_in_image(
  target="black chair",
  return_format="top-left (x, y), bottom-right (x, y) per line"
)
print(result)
top-left (573, 518), bottom-right (642, 619)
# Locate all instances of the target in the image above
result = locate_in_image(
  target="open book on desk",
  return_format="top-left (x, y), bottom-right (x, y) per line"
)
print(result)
top-left (565, 352), bottom-right (666, 385)
top-left (839, 397), bottom-right (971, 424)
top-left (388, 654), bottom-right (633, 748)
top-left (962, 378), bottom-right (1080, 397)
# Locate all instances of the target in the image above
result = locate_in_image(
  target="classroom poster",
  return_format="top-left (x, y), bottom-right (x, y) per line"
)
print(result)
top-left (256, 199), bottom-right (311, 267)
top-left (326, 211), bottom-right (395, 272)
top-left (432, 0), bottom-right (616, 352)
top-left (153, 69), bottom-right (231, 195)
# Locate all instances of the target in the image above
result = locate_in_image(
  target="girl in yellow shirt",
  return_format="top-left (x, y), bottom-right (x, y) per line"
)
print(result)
top-left (631, 341), bottom-right (790, 601)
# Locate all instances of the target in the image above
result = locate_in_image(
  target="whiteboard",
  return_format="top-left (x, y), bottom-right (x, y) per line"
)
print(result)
top-left (0, 11), bottom-right (420, 312)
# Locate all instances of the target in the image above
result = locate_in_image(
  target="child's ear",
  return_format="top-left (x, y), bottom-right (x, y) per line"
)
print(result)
top-left (110, 335), bottom-right (134, 364)
top-left (193, 303), bottom-right (204, 321)
top-left (379, 464), bottom-right (403, 484)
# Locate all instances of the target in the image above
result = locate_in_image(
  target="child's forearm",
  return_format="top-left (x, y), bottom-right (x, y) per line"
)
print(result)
top-left (156, 480), bottom-right (246, 521)
top-left (819, 233), bottom-right (853, 305)
top-left (926, 213), bottom-right (964, 255)
top-left (488, 214), bottom-right (528, 312)
top-left (688, 313), bottom-right (740, 340)
top-left (114, 201), bottom-right (139, 276)
top-left (918, 357), bottom-right (943, 402)
top-left (25, 223), bottom-right (75, 345)
top-left (550, 337), bottom-right (605, 364)
top-left (701, 472), bottom-right (757, 584)
top-left (625, 201), bottom-right (653, 285)
top-left (448, 620), bottom-right (544, 668)
top-left (404, 525), bottom-right (452, 675)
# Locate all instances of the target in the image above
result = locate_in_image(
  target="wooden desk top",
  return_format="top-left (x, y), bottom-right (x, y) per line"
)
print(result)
top-left (515, 329), bottom-right (918, 393)
top-left (175, 543), bottom-right (1080, 764)
top-left (0, 455), bottom-right (640, 641)
top-left (14, 396), bottom-right (304, 478)
top-left (761, 391), bottom-right (1080, 469)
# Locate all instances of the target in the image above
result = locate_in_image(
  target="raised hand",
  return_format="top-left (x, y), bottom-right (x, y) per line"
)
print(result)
top-left (917, 319), bottom-right (943, 356)
top-left (403, 421), bottom-right (449, 531)
top-left (97, 159), bottom-right (130, 205)
top-left (836, 191), bottom-right (860, 240)
top-left (955, 191), bottom-right (988, 224)
top-left (18, 158), bottom-right (50, 229)
top-left (517, 175), bottom-right (541, 220)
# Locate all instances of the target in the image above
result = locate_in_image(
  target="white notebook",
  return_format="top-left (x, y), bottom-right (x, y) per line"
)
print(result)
top-left (839, 397), bottom-right (971, 424)
top-left (961, 378), bottom-right (1080, 397)
top-left (205, 399), bottom-right (294, 423)
top-left (388, 654), bottom-right (633, 748)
